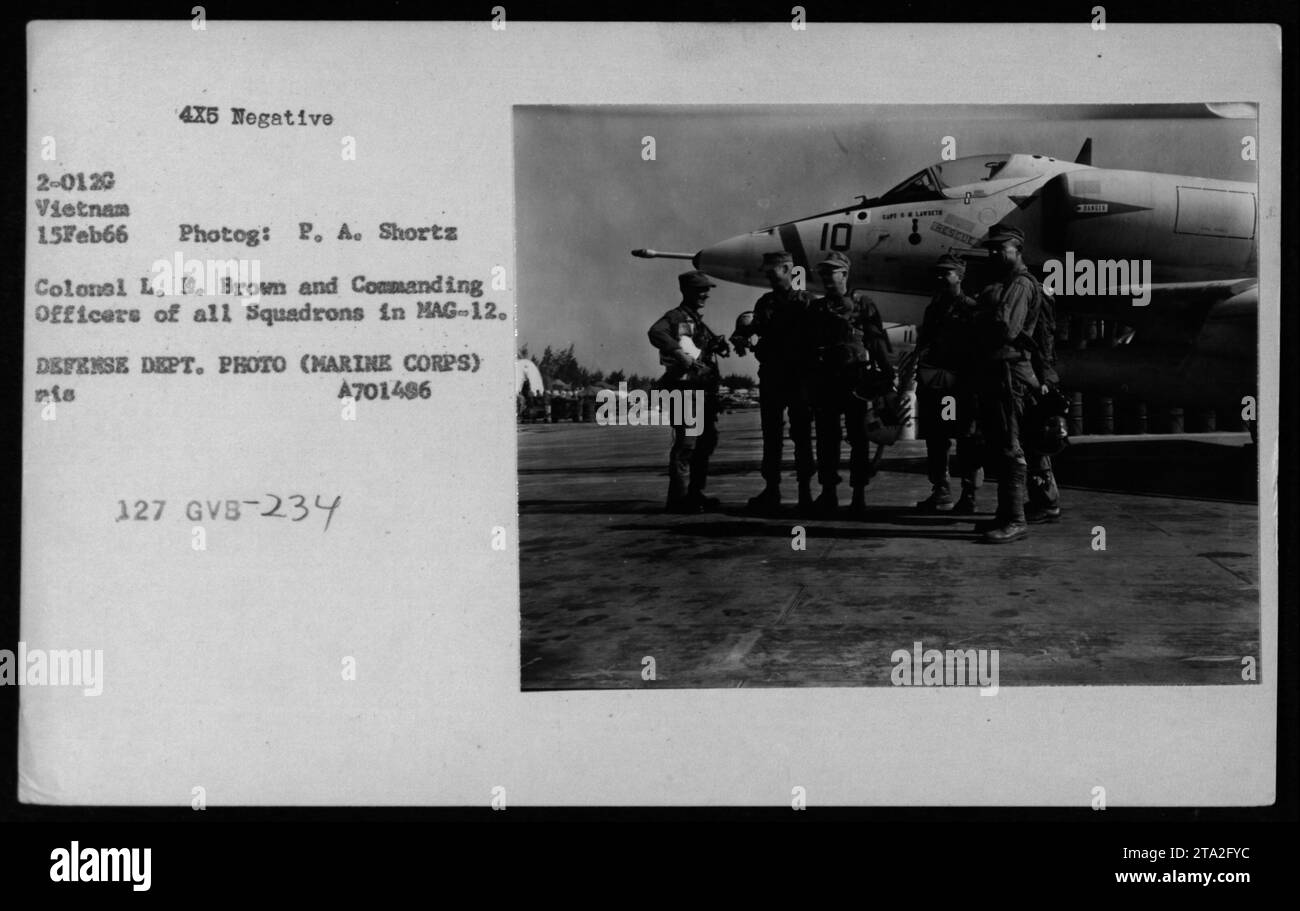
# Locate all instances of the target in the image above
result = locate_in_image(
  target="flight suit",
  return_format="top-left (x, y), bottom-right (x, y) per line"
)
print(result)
top-left (750, 286), bottom-right (817, 490)
top-left (808, 289), bottom-right (893, 496)
top-left (648, 304), bottom-right (724, 506)
top-left (915, 285), bottom-right (982, 506)
top-left (972, 263), bottom-right (1041, 534)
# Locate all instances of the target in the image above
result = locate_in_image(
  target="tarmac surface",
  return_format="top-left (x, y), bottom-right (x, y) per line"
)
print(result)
top-left (519, 410), bottom-right (1260, 689)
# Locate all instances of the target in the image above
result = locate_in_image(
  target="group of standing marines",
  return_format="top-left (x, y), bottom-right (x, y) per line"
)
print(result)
top-left (647, 221), bottom-right (1062, 544)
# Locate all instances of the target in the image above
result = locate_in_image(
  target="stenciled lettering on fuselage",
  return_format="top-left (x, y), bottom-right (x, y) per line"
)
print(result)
top-left (929, 221), bottom-right (980, 246)
top-left (879, 207), bottom-right (943, 222)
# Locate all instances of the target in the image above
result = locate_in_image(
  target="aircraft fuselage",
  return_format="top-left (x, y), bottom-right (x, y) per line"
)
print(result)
top-left (692, 153), bottom-right (1257, 315)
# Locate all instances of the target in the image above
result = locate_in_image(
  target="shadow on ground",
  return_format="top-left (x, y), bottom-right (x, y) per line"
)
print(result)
top-left (1052, 438), bottom-right (1257, 503)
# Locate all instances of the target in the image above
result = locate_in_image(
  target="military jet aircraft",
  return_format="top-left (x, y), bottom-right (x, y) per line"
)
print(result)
top-left (633, 139), bottom-right (1258, 423)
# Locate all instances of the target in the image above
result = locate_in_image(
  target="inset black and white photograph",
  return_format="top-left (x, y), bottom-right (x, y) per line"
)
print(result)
top-left (516, 104), bottom-right (1261, 690)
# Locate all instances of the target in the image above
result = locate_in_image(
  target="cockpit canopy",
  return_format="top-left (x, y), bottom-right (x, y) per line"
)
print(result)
top-left (878, 153), bottom-right (1051, 205)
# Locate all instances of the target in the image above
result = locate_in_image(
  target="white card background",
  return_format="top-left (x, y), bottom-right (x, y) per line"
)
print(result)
top-left (22, 20), bottom-right (1279, 805)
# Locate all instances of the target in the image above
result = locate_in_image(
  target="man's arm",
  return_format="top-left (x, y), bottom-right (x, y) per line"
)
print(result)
top-left (855, 293), bottom-right (892, 349)
top-left (915, 296), bottom-right (942, 360)
top-left (1037, 290), bottom-right (1058, 364)
top-left (728, 311), bottom-right (756, 354)
top-left (992, 275), bottom-right (1036, 345)
top-left (648, 312), bottom-right (694, 368)
top-left (750, 293), bottom-right (774, 336)
top-left (854, 293), bottom-right (895, 381)
top-left (730, 293), bottom-right (770, 353)
top-left (698, 320), bottom-right (729, 360)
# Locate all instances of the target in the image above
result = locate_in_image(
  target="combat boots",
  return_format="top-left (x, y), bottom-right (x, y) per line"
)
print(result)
top-left (746, 484), bottom-right (782, 514)
top-left (814, 487), bottom-right (839, 517)
top-left (982, 464), bottom-right (1028, 544)
top-left (915, 483), bottom-right (953, 512)
top-left (972, 494), bottom-right (1004, 532)
top-left (983, 520), bottom-right (1028, 543)
top-left (796, 481), bottom-right (815, 516)
top-left (1026, 470), bottom-right (1061, 523)
top-left (950, 488), bottom-right (977, 515)
top-left (687, 491), bottom-right (722, 512)
top-left (665, 496), bottom-right (703, 514)
top-left (848, 485), bottom-right (868, 518)
top-left (1025, 502), bottom-right (1062, 523)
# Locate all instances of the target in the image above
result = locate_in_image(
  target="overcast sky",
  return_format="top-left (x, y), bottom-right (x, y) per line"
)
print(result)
top-left (514, 105), bottom-right (1255, 380)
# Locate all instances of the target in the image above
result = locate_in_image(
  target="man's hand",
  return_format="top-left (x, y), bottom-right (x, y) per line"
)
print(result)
top-left (686, 362), bottom-right (717, 383)
top-left (730, 311), bottom-right (756, 356)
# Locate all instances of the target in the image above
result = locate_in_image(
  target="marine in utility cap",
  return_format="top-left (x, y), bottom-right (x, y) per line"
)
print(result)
top-left (678, 270), bottom-right (717, 291)
top-left (970, 221), bottom-right (1043, 545)
top-left (651, 269), bottom-right (725, 377)
top-left (648, 268), bottom-right (729, 514)
top-left (933, 252), bottom-right (967, 275)
top-left (913, 251), bottom-right (982, 515)
top-left (815, 250), bottom-right (852, 271)
top-left (979, 225), bottom-right (1063, 527)
top-left (808, 247), bottom-right (892, 518)
top-left (736, 248), bottom-right (817, 515)
top-left (981, 223), bottom-right (1026, 249)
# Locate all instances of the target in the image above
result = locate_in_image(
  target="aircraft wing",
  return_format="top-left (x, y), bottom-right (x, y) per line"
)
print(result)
top-left (1052, 278), bottom-right (1256, 346)
top-left (1053, 278), bottom-right (1256, 412)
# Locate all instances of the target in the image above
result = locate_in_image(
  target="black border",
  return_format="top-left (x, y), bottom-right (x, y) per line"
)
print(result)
top-left (1, 0), bottom-right (1295, 881)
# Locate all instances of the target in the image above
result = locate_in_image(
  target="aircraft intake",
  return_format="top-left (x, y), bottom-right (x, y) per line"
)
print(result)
top-left (1039, 169), bottom-right (1257, 282)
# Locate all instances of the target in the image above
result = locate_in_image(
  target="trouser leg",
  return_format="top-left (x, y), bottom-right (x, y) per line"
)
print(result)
top-left (925, 437), bottom-right (951, 488)
top-left (759, 385), bottom-right (786, 486)
top-left (979, 363), bottom-right (1026, 521)
top-left (787, 397), bottom-right (816, 485)
top-left (918, 386), bottom-right (949, 488)
top-left (1026, 452), bottom-right (1059, 509)
top-left (979, 365), bottom-right (1029, 541)
top-left (956, 386), bottom-right (982, 493)
top-left (977, 385), bottom-right (1003, 519)
top-left (1000, 368), bottom-right (1027, 523)
top-left (688, 394), bottom-right (718, 496)
top-left (955, 435), bottom-right (983, 495)
top-left (668, 424), bottom-right (692, 502)
top-left (815, 403), bottom-right (843, 488)
top-left (845, 396), bottom-right (873, 490)
top-left (1003, 463), bottom-right (1027, 524)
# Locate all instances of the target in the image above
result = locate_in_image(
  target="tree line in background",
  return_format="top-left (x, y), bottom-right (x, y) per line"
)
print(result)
top-left (519, 344), bottom-right (756, 391)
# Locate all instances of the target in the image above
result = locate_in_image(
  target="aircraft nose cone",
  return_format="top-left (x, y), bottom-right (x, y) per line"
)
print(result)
top-left (695, 229), bottom-right (788, 287)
